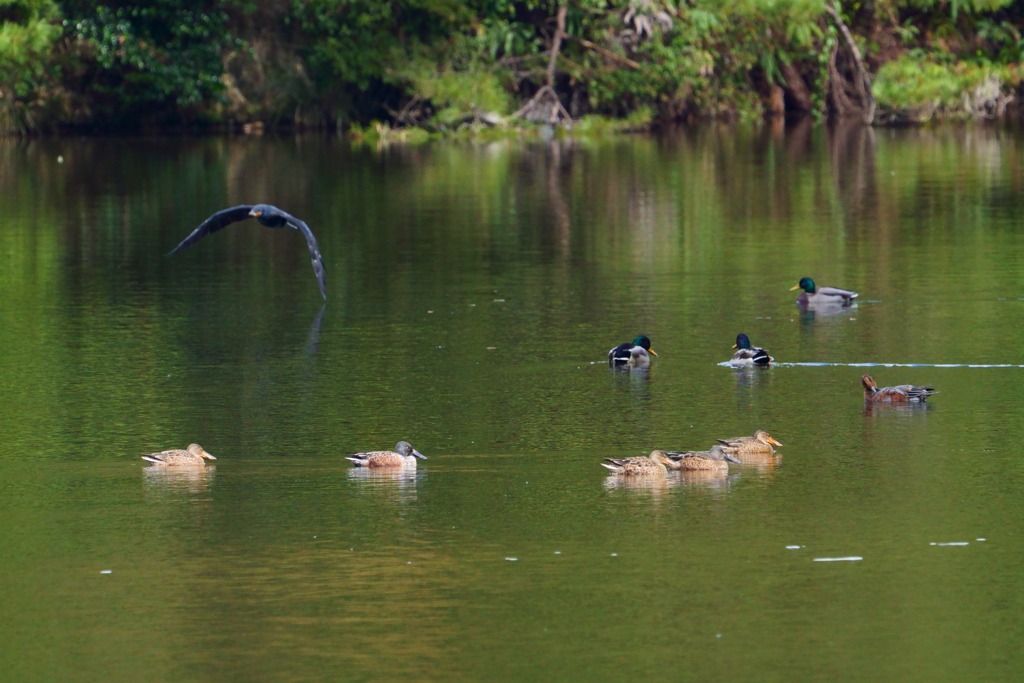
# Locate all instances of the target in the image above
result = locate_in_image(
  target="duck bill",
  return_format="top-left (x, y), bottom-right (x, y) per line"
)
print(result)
top-left (789, 284), bottom-right (801, 291)
top-left (725, 453), bottom-right (741, 464)
top-left (202, 451), bottom-right (217, 460)
top-left (768, 437), bottom-right (783, 447)
top-left (731, 344), bottom-right (738, 349)
top-left (648, 349), bottom-right (658, 357)
top-left (412, 449), bottom-right (427, 460)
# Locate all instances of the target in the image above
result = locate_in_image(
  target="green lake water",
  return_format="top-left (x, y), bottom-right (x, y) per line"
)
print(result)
top-left (3, 122), bottom-right (1024, 681)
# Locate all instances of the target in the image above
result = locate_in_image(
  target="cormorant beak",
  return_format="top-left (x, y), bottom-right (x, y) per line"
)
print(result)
top-left (768, 437), bottom-right (783, 447)
top-left (412, 449), bottom-right (427, 460)
top-left (648, 349), bottom-right (658, 357)
top-left (731, 343), bottom-right (738, 349)
top-left (725, 453), bottom-right (741, 464)
top-left (789, 284), bottom-right (801, 291)
top-left (202, 451), bottom-right (217, 460)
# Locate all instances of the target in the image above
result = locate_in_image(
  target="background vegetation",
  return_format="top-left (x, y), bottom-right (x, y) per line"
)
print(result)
top-left (4, 0), bottom-right (1024, 133)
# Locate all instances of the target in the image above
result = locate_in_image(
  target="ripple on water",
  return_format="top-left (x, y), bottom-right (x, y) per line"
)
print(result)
top-left (813, 557), bottom-right (863, 562)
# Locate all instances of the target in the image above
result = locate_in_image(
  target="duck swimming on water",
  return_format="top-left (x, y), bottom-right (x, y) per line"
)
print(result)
top-left (346, 441), bottom-right (427, 468)
top-left (665, 445), bottom-right (740, 471)
top-left (714, 430), bottom-right (782, 455)
top-left (168, 204), bottom-right (326, 299)
top-left (728, 333), bottom-right (773, 367)
top-left (608, 335), bottom-right (658, 368)
top-left (861, 375), bottom-right (937, 402)
top-left (790, 277), bottom-right (857, 306)
top-left (141, 444), bottom-right (216, 466)
top-left (601, 451), bottom-right (673, 475)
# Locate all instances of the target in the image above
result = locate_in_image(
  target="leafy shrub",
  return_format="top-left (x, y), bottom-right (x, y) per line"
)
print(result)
top-left (873, 53), bottom-right (1014, 120)
top-left (64, 1), bottom-right (236, 123)
top-left (0, 0), bottom-right (61, 132)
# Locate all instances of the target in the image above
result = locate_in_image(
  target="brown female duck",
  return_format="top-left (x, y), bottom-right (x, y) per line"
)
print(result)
top-left (346, 441), bottom-right (427, 468)
top-left (666, 445), bottom-right (740, 471)
top-left (141, 443), bottom-right (216, 466)
top-left (861, 375), bottom-right (937, 402)
top-left (715, 430), bottom-right (783, 455)
top-left (601, 450), bottom-right (673, 475)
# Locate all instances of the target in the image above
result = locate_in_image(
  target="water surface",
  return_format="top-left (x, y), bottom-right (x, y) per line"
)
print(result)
top-left (3, 123), bottom-right (1024, 681)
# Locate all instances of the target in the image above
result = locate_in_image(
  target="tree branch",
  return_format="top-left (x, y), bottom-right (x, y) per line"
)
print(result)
top-left (546, 4), bottom-right (568, 89)
top-left (569, 37), bottom-right (641, 70)
top-left (512, 4), bottom-right (572, 125)
top-left (825, 0), bottom-right (875, 124)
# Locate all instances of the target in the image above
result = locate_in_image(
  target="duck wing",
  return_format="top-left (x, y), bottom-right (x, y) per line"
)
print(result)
top-left (874, 384), bottom-right (936, 400)
top-left (893, 384), bottom-right (937, 400)
top-left (167, 205), bottom-right (253, 256)
top-left (665, 450), bottom-right (706, 460)
top-left (608, 343), bottom-right (632, 364)
top-left (730, 348), bottom-right (772, 365)
top-left (817, 286), bottom-right (858, 300)
top-left (283, 214), bottom-right (327, 299)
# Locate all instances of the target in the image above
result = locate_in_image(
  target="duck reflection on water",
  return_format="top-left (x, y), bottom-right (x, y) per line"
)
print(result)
top-left (798, 300), bottom-right (859, 322)
top-left (862, 400), bottom-right (933, 417)
top-left (143, 464), bottom-right (216, 495)
top-left (673, 468), bottom-right (741, 491)
top-left (602, 473), bottom-right (677, 495)
top-left (347, 467), bottom-right (422, 503)
top-left (608, 361), bottom-right (652, 412)
top-left (729, 453), bottom-right (782, 473)
top-left (728, 365), bottom-right (775, 397)
top-left (347, 466), bottom-right (422, 486)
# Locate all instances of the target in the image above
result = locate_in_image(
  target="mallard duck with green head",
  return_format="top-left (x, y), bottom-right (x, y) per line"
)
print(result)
top-left (608, 335), bottom-right (658, 368)
top-left (790, 277), bottom-right (858, 306)
top-left (728, 333), bottom-right (773, 367)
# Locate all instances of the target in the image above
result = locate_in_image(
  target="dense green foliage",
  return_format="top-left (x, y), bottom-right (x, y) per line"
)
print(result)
top-left (5, 0), bottom-right (1024, 133)
top-left (0, 0), bottom-right (61, 131)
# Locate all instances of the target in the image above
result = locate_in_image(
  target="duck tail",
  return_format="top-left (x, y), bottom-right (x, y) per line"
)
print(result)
top-left (600, 463), bottom-right (620, 473)
top-left (753, 349), bottom-right (772, 365)
top-left (345, 456), bottom-right (368, 466)
top-left (140, 455), bottom-right (164, 464)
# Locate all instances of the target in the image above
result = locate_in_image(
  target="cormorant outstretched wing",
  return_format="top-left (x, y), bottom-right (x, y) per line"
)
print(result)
top-left (284, 215), bottom-right (327, 299)
top-left (166, 205), bottom-right (253, 256)
top-left (168, 204), bottom-right (327, 299)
